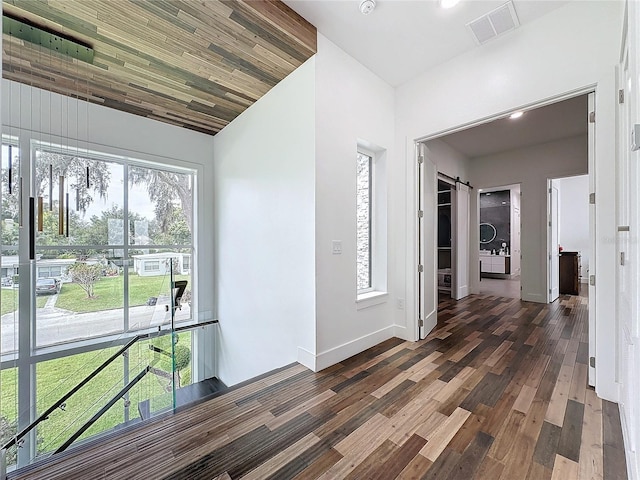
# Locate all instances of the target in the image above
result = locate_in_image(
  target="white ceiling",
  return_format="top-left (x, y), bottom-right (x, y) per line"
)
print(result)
top-left (284, 0), bottom-right (569, 87)
top-left (285, 0), bottom-right (583, 156)
top-left (438, 94), bottom-right (588, 158)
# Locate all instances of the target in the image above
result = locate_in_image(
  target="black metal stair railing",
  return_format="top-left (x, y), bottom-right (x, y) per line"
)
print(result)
top-left (0, 318), bottom-right (219, 478)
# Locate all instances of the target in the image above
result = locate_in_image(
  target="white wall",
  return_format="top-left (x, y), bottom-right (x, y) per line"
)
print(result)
top-left (557, 175), bottom-right (590, 280)
top-left (1, 80), bottom-right (216, 321)
top-left (212, 58), bottom-right (316, 386)
top-left (314, 34), bottom-right (397, 369)
top-left (424, 139), bottom-right (469, 181)
top-left (469, 136), bottom-right (587, 302)
top-left (395, 0), bottom-right (623, 402)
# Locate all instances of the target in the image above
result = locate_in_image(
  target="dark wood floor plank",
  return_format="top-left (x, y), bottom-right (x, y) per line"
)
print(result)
top-left (448, 430), bottom-right (494, 480)
top-left (603, 400), bottom-right (628, 480)
top-left (420, 448), bottom-right (462, 480)
top-left (533, 421), bottom-right (562, 468)
top-left (557, 399), bottom-right (585, 462)
top-left (290, 447), bottom-right (343, 480)
top-left (371, 434), bottom-right (427, 480)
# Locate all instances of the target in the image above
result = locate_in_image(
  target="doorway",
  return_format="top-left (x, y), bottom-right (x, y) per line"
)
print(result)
top-left (478, 184), bottom-right (521, 299)
top-left (415, 92), bottom-right (592, 342)
top-left (548, 174), bottom-right (590, 302)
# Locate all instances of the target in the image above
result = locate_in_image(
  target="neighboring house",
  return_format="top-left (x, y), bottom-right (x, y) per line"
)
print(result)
top-left (132, 253), bottom-right (191, 277)
top-left (0, 255), bottom-right (18, 280)
top-left (1, 256), bottom-right (75, 283)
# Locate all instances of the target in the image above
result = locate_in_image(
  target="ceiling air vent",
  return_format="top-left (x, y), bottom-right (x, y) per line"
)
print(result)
top-left (466, 1), bottom-right (520, 45)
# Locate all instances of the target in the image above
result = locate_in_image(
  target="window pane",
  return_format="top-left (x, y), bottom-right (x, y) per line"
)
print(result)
top-left (35, 249), bottom-right (124, 347)
top-left (357, 153), bottom-right (372, 290)
top-left (35, 348), bottom-right (124, 456)
top-left (0, 367), bottom-right (18, 468)
top-left (2, 142), bottom-right (21, 356)
top-left (35, 149), bottom-right (124, 248)
top-left (1, 143), bottom-right (20, 255)
top-left (128, 250), bottom-right (192, 330)
top-left (128, 166), bottom-right (193, 247)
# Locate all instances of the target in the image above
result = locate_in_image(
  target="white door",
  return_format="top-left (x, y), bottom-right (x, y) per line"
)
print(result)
top-left (454, 184), bottom-right (470, 300)
top-left (548, 182), bottom-right (560, 302)
top-left (587, 92), bottom-right (596, 386)
top-left (419, 143), bottom-right (437, 339)
top-left (616, 46), bottom-right (637, 450)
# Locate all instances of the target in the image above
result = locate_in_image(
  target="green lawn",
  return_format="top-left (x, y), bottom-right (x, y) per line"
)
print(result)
top-left (1, 272), bottom-right (193, 461)
top-left (0, 331), bottom-right (192, 460)
top-left (1, 288), bottom-right (17, 316)
top-left (1, 289), bottom-right (49, 315)
top-left (2, 273), bottom-right (190, 315)
top-left (55, 273), bottom-right (190, 313)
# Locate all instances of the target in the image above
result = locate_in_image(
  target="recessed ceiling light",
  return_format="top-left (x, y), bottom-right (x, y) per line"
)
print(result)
top-left (510, 111), bottom-right (524, 119)
top-left (359, 0), bottom-right (376, 15)
top-left (440, 0), bottom-right (461, 9)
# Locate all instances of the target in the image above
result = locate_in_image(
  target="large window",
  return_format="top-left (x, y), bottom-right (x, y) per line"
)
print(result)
top-left (1, 136), bottom-right (199, 469)
top-left (357, 151), bottom-right (373, 291)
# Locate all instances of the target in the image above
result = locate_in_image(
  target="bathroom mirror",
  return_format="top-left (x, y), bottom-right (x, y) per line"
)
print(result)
top-left (479, 223), bottom-right (497, 243)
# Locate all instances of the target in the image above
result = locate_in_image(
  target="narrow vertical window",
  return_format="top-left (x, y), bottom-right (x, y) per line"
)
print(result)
top-left (357, 151), bottom-right (372, 291)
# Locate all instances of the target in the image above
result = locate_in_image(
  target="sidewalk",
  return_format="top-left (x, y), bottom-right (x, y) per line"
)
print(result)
top-left (0, 296), bottom-right (191, 353)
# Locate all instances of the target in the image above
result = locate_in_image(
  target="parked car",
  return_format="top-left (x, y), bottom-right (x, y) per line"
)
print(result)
top-left (35, 277), bottom-right (61, 295)
top-left (1, 277), bottom-right (12, 287)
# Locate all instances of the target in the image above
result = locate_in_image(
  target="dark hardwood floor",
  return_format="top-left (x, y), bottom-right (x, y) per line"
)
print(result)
top-left (12, 293), bottom-right (628, 479)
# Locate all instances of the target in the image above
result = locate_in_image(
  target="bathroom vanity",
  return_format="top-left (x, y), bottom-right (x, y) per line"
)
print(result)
top-left (480, 252), bottom-right (511, 275)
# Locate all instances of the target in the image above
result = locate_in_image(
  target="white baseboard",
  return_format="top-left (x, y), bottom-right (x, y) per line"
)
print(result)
top-left (315, 326), bottom-right (396, 371)
top-left (393, 324), bottom-right (411, 341)
top-left (297, 347), bottom-right (316, 371)
top-left (455, 286), bottom-right (470, 300)
top-left (522, 292), bottom-right (546, 303)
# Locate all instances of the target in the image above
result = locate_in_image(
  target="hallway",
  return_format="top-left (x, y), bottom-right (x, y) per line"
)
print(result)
top-left (478, 276), bottom-right (521, 299)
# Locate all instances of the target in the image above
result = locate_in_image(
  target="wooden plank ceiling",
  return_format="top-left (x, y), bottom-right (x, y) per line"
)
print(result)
top-left (2, 0), bottom-right (317, 135)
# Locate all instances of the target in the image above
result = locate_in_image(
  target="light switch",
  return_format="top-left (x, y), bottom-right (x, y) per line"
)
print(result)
top-left (332, 240), bottom-right (342, 255)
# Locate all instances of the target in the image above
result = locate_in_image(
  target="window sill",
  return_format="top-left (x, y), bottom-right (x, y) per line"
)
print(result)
top-left (356, 291), bottom-right (388, 310)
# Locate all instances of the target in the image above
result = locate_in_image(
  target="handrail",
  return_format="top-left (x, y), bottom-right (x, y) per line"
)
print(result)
top-left (174, 318), bottom-right (218, 333)
top-left (54, 366), bottom-right (151, 455)
top-left (1, 319), bottom-right (219, 453)
top-left (0, 335), bottom-right (141, 452)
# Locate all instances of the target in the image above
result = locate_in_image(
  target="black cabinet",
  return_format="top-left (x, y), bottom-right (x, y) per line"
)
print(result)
top-left (559, 251), bottom-right (580, 295)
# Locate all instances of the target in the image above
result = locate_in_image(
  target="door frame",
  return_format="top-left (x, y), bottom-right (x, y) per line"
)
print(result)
top-left (548, 179), bottom-right (560, 303)
top-left (410, 87), bottom-right (597, 341)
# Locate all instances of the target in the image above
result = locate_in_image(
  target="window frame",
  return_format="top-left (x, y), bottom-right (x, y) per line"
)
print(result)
top-left (355, 143), bottom-right (388, 307)
top-left (357, 149), bottom-right (374, 294)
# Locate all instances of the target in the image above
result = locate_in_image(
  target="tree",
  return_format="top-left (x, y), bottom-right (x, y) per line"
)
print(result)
top-left (74, 205), bottom-right (155, 248)
top-left (35, 151), bottom-right (110, 214)
top-left (36, 208), bottom-right (86, 249)
top-left (150, 336), bottom-right (191, 389)
top-left (153, 209), bottom-right (191, 246)
top-left (67, 262), bottom-right (102, 298)
top-left (2, 150), bottom-right (193, 250)
top-left (129, 168), bottom-right (193, 235)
